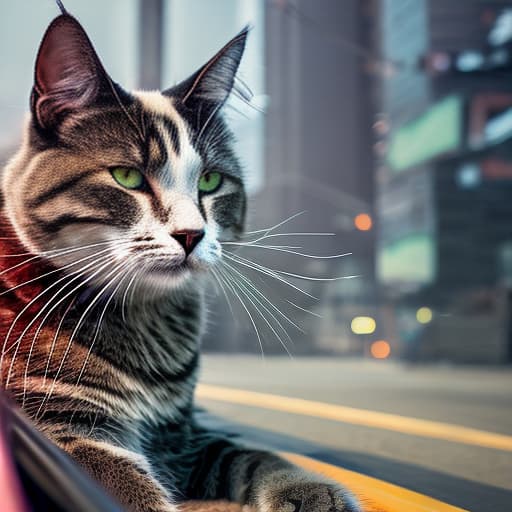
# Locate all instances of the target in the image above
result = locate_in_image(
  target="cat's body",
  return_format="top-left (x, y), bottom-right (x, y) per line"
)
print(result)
top-left (0, 9), bottom-right (360, 512)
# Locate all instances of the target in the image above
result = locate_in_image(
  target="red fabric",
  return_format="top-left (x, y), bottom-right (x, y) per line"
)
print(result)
top-left (0, 213), bottom-right (55, 363)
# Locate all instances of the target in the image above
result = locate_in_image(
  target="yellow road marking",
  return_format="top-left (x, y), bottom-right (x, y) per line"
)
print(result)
top-left (282, 452), bottom-right (470, 512)
top-left (196, 384), bottom-right (512, 452)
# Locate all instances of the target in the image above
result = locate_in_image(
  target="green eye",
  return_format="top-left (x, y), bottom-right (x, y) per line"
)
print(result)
top-left (111, 167), bottom-right (144, 189)
top-left (199, 172), bottom-right (223, 194)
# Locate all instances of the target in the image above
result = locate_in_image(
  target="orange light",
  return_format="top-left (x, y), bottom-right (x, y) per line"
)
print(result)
top-left (354, 213), bottom-right (372, 231)
top-left (371, 340), bottom-right (391, 359)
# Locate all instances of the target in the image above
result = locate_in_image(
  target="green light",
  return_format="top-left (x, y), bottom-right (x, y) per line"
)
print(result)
top-left (387, 96), bottom-right (462, 172)
top-left (377, 233), bottom-right (436, 284)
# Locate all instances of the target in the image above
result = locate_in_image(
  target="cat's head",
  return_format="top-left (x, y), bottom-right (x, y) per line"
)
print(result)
top-left (3, 13), bottom-right (248, 292)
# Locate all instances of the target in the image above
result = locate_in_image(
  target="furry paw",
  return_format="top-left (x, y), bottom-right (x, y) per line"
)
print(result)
top-left (258, 472), bottom-right (360, 512)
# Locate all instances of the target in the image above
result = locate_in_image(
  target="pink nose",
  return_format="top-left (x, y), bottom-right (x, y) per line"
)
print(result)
top-left (171, 229), bottom-right (205, 256)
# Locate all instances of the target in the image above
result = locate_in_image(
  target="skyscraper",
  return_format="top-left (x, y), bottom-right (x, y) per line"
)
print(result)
top-left (375, 0), bottom-right (512, 363)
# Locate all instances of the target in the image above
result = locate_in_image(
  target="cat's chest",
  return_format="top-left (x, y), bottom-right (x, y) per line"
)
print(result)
top-left (54, 295), bottom-right (203, 428)
top-left (95, 316), bottom-right (200, 424)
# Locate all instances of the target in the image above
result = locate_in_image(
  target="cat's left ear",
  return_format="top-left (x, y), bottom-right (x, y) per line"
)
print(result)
top-left (31, 14), bottom-right (121, 131)
top-left (164, 27), bottom-right (249, 109)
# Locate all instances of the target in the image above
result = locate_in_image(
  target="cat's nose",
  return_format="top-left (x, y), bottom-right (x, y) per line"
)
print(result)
top-left (171, 229), bottom-right (205, 257)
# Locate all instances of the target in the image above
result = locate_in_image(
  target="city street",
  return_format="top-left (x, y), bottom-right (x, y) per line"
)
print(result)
top-left (197, 355), bottom-right (512, 512)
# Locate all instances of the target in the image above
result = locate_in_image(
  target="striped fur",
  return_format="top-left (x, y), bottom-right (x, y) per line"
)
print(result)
top-left (0, 12), bottom-right (360, 512)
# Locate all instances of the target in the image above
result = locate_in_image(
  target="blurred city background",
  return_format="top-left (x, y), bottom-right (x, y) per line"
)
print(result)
top-left (1, 2), bottom-right (512, 511)
top-left (4, 0), bottom-right (511, 364)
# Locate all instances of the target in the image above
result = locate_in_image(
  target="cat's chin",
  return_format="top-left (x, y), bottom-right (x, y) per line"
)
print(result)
top-left (142, 271), bottom-right (192, 292)
top-left (135, 260), bottom-right (211, 293)
top-left (147, 263), bottom-right (191, 287)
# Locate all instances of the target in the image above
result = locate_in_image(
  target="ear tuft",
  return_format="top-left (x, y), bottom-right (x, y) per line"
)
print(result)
top-left (55, 0), bottom-right (68, 15)
top-left (32, 14), bottom-right (110, 131)
top-left (164, 27), bottom-right (250, 109)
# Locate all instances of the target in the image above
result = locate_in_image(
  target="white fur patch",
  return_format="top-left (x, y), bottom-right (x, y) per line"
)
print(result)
top-left (133, 90), bottom-right (202, 193)
top-left (133, 90), bottom-right (175, 118)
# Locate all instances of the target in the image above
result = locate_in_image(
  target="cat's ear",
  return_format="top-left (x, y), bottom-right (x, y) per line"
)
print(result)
top-left (31, 14), bottom-right (113, 131)
top-left (164, 27), bottom-right (249, 109)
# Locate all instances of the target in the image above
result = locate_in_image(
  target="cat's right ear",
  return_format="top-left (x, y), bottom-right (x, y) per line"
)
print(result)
top-left (31, 14), bottom-right (112, 131)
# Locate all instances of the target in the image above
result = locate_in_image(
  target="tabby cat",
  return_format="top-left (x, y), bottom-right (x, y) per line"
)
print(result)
top-left (0, 7), bottom-right (360, 512)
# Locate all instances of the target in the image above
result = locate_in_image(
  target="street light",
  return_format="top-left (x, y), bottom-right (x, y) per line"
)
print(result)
top-left (354, 213), bottom-right (373, 231)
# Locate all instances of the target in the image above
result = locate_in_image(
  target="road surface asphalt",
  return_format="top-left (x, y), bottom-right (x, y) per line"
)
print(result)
top-left (197, 355), bottom-right (512, 512)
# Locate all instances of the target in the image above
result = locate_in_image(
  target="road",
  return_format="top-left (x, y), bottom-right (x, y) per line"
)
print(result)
top-left (196, 355), bottom-right (512, 512)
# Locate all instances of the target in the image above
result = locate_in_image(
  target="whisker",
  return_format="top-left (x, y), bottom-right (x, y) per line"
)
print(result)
top-left (0, 243), bottom-right (132, 297)
top-left (1, 250), bottom-right (117, 356)
top-left (287, 300), bottom-right (322, 318)
top-left (35, 259), bottom-right (129, 420)
top-left (121, 268), bottom-right (141, 323)
top-left (21, 296), bottom-right (76, 407)
top-left (243, 211), bottom-right (307, 236)
top-left (223, 251), bottom-right (317, 299)
top-left (221, 242), bottom-right (351, 260)
top-left (246, 232), bottom-right (335, 241)
top-left (220, 243), bottom-right (303, 250)
top-left (197, 103), bottom-right (223, 147)
top-left (0, 238), bottom-right (131, 277)
top-left (21, 298), bottom-right (68, 406)
top-left (0, 237), bottom-right (131, 258)
top-left (0, 251), bottom-right (51, 258)
top-left (224, 249), bottom-right (358, 282)
top-left (275, 270), bottom-right (360, 282)
top-left (221, 263), bottom-right (297, 350)
top-left (254, 245), bottom-right (303, 249)
top-left (2, 254), bottom-right (117, 388)
top-left (41, 299), bottom-right (76, 390)
top-left (7, 241), bottom-right (133, 399)
top-left (0, 254), bottom-right (48, 277)
top-left (210, 270), bottom-right (235, 319)
top-left (75, 260), bottom-right (139, 390)
top-left (221, 259), bottom-right (303, 333)
top-left (219, 266), bottom-right (292, 358)
top-left (127, 267), bottom-right (143, 311)
top-left (216, 267), bottom-right (265, 359)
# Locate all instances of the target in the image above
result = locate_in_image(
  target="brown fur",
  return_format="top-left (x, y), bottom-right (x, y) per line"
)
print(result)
top-left (62, 437), bottom-right (175, 512)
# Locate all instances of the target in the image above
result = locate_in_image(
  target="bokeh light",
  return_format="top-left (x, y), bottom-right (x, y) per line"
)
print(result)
top-left (371, 340), bottom-right (391, 359)
top-left (416, 307), bottom-right (433, 324)
top-left (351, 316), bottom-right (376, 334)
top-left (354, 213), bottom-right (373, 231)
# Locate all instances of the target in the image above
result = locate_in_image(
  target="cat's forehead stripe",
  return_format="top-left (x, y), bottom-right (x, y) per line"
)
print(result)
top-left (134, 90), bottom-right (202, 191)
top-left (133, 90), bottom-right (189, 150)
top-left (134, 91), bottom-right (180, 159)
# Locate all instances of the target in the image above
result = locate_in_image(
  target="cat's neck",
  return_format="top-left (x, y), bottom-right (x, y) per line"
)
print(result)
top-left (82, 284), bottom-right (204, 380)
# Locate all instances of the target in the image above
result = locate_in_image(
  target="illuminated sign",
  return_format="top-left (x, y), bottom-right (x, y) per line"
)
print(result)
top-left (377, 233), bottom-right (436, 285)
top-left (482, 158), bottom-right (512, 179)
top-left (456, 159), bottom-right (512, 187)
top-left (485, 107), bottom-right (512, 143)
top-left (387, 96), bottom-right (463, 172)
top-left (489, 9), bottom-right (512, 46)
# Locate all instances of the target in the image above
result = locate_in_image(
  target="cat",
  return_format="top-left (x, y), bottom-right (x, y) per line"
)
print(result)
top-left (0, 7), bottom-right (360, 512)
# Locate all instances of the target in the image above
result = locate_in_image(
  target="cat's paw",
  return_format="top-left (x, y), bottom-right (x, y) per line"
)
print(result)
top-left (257, 471), bottom-right (360, 512)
